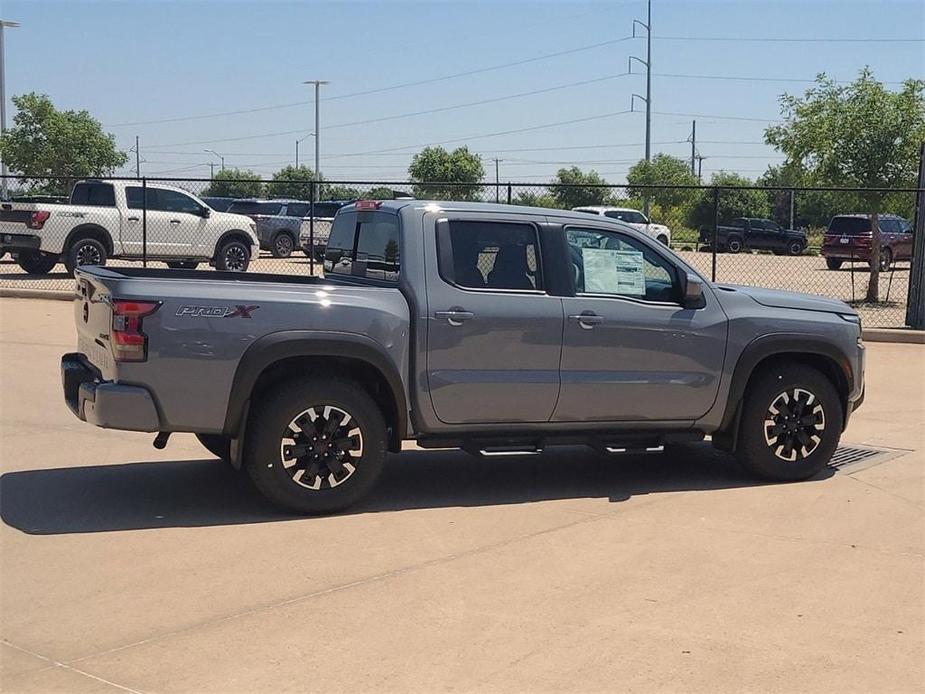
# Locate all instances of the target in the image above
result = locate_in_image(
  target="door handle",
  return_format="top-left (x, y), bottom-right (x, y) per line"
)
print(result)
top-left (127, 216), bottom-right (140, 222)
top-left (169, 219), bottom-right (182, 225)
top-left (569, 312), bottom-right (604, 328)
top-left (435, 309), bottom-right (474, 326)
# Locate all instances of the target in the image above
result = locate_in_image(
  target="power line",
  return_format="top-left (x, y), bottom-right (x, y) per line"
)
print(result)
top-left (108, 36), bottom-right (636, 128)
top-left (654, 72), bottom-right (907, 85)
top-left (654, 35), bottom-right (925, 43)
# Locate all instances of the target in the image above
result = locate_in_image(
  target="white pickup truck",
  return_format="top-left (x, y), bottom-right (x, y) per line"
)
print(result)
top-left (0, 179), bottom-right (259, 275)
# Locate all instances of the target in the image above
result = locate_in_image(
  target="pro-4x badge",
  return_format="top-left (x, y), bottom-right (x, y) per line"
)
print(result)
top-left (176, 305), bottom-right (260, 318)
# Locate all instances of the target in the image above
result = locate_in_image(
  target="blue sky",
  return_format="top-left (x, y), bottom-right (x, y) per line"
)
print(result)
top-left (4, 0), bottom-right (924, 183)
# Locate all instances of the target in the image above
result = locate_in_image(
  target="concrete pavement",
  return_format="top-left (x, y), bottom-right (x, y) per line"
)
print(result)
top-left (1, 297), bottom-right (922, 693)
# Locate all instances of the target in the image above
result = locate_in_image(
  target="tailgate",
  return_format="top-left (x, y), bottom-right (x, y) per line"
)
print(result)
top-left (74, 273), bottom-right (118, 379)
top-left (0, 206), bottom-right (36, 234)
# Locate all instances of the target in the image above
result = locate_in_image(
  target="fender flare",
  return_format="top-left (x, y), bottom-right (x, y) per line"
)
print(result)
top-left (64, 223), bottom-right (114, 256)
top-left (718, 333), bottom-right (855, 433)
top-left (222, 330), bottom-right (408, 440)
top-left (214, 229), bottom-right (255, 256)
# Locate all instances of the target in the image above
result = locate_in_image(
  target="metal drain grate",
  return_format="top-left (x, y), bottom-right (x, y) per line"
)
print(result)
top-left (827, 444), bottom-right (908, 473)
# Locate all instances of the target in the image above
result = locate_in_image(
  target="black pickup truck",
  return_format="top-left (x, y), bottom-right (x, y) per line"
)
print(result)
top-left (700, 218), bottom-right (807, 255)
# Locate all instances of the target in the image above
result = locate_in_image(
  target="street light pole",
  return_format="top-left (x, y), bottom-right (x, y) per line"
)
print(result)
top-left (0, 20), bottom-right (20, 200)
top-left (204, 149), bottom-right (224, 171)
top-left (303, 80), bottom-right (328, 179)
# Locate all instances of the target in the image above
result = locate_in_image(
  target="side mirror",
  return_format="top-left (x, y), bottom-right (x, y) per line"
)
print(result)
top-left (201, 206), bottom-right (211, 218)
top-left (681, 273), bottom-right (706, 309)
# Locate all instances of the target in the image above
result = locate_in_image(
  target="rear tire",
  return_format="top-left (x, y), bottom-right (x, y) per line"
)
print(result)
top-left (727, 237), bottom-right (743, 253)
top-left (244, 378), bottom-right (387, 514)
top-left (215, 238), bottom-right (251, 272)
top-left (788, 240), bottom-right (804, 256)
top-left (64, 237), bottom-right (107, 276)
top-left (270, 232), bottom-right (295, 258)
top-left (825, 258), bottom-right (843, 270)
top-left (735, 364), bottom-right (842, 482)
top-left (656, 235), bottom-right (669, 246)
top-left (16, 251), bottom-right (58, 275)
top-left (196, 433), bottom-right (231, 462)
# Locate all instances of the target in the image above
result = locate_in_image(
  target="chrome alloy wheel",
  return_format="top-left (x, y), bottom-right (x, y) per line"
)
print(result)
top-left (763, 387), bottom-right (826, 462)
top-left (279, 405), bottom-right (364, 490)
top-left (75, 243), bottom-right (103, 266)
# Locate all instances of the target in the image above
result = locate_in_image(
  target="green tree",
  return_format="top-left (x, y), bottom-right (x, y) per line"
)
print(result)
top-left (765, 69), bottom-right (925, 301)
top-left (267, 165), bottom-right (316, 199)
top-left (549, 167), bottom-right (609, 209)
top-left (626, 154), bottom-right (699, 209)
top-left (687, 172), bottom-right (771, 228)
top-left (513, 189), bottom-right (559, 208)
top-left (366, 186), bottom-right (399, 200)
top-left (0, 92), bottom-right (127, 193)
top-left (204, 169), bottom-right (264, 198)
top-left (408, 146), bottom-right (485, 201)
top-left (321, 184), bottom-right (361, 201)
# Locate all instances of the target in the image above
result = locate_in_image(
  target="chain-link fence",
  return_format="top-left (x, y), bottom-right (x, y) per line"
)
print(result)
top-left (1, 175), bottom-right (922, 328)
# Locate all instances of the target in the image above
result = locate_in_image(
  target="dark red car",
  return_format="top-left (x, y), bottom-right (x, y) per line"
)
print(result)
top-left (822, 214), bottom-right (914, 271)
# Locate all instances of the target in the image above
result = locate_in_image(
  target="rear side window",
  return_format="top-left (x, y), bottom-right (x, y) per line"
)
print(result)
top-left (439, 220), bottom-right (542, 291)
top-left (829, 217), bottom-right (871, 235)
top-left (227, 201), bottom-right (282, 216)
top-left (323, 211), bottom-right (400, 282)
top-left (313, 203), bottom-right (343, 218)
top-left (71, 182), bottom-right (115, 207)
top-left (605, 210), bottom-right (646, 224)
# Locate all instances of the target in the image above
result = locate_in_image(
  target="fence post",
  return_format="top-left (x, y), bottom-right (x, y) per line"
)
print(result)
top-left (711, 187), bottom-right (719, 282)
top-left (789, 189), bottom-right (795, 229)
top-left (507, 183), bottom-right (512, 205)
top-left (906, 143), bottom-right (925, 329)
top-left (141, 177), bottom-right (147, 268)
top-left (309, 180), bottom-right (316, 276)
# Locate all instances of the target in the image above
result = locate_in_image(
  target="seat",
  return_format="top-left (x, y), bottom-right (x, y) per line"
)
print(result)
top-left (487, 245), bottom-right (534, 290)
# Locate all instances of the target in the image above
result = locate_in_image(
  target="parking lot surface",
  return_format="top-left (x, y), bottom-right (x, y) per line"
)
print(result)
top-left (1, 297), bottom-right (923, 693)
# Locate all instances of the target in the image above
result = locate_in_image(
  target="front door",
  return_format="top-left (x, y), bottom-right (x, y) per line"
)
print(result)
top-left (425, 215), bottom-right (563, 424)
top-left (554, 226), bottom-right (727, 422)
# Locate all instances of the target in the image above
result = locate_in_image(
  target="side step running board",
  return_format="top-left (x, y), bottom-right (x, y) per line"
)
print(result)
top-left (478, 445), bottom-right (544, 457)
top-left (602, 444), bottom-right (664, 455)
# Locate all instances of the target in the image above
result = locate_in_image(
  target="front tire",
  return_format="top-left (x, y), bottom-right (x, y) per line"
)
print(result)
top-left (735, 364), bottom-right (842, 482)
top-left (825, 258), bottom-right (843, 270)
top-left (215, 238), bottom-right (251, 272)
top-left (727, 237), bottom-right (743, 253)
top-left (788, 240), bottom-right (804, 256)
top-left (64, 237), bottom-right (107, 276)
top-left (656, 234), bottom-right (669, 246)
top-left (16, 251), bottom-right (58, 275)
top-left (244, 378), bottom-right (388, 514)
top-left (877, 248), bottom-right (893, 272)
top-left (270, 232), bottom-right (295, 258)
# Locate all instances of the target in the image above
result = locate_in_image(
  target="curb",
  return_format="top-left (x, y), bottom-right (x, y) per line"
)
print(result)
top-left (1, 287), bottom-right (924, 344)
top-left (0, 287), bottom-right (74, 301)
top-left (862, 328), bottom-right (925, 345)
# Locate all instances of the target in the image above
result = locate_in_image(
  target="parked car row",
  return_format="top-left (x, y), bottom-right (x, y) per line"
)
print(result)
top-left (700, 218), bottom-right (808, 255)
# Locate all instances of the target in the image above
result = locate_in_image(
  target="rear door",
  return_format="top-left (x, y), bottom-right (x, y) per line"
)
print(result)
top-left (424, 213), bottom-right (563, 424)
top-left (554, 225), bottom-right (726, 422)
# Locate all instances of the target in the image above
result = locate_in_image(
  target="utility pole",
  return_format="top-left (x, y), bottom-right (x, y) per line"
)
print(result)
top-left (204, 149), bottom-right (224, 171)
top-left (134, 135), bottom-right (141, 179)
top-left (630, 1), bottom-right (652, 213)
top-left (696, 155), bottom-right (705, 183)
top-left (303, 80), bottom-right (329, 179)
top-left (0, 20), bottom-right (20, 200)
top-left (209, 161), bottom-right (215, 179)
top-left (689, 120), bottom-right (696, 175)
top-left (494, 158), bottom-right (501, 203)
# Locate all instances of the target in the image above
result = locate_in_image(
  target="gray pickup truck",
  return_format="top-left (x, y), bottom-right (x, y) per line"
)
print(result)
top-left (62, 200), bottom-right (865, 514)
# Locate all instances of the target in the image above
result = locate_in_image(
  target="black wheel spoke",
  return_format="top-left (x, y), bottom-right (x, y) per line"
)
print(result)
top-left (281, 405), bottom-right (362, 490)
top-left (765, 388), bottom-right (826, 462)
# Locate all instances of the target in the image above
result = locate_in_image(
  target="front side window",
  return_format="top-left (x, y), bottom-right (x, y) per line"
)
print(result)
top-left (153, 189), bottom-right (202, 214)
top-left (440, 220), bottom-right (542, 291)
top-left (565, 227), bottom-right (679, 303)
top-left (286, 203), bottom-right (309, 218)
top-left (730, 218), bottom-right (747, 229)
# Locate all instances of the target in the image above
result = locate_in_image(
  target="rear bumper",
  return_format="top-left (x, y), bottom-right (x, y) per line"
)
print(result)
top-left (61, 353), bottom-right (161, 432)
top-left (822, 246), bottom-right (870, 261)
top-left (0, 232), bottom-right (41, 254)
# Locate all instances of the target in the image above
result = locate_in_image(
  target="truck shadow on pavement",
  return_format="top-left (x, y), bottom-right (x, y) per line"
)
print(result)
top-left (0, 443), bottom-right (833, 535)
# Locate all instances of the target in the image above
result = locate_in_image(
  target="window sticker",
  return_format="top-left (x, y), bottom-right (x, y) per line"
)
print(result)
top-left (581, 248), bottom-right (646, 296)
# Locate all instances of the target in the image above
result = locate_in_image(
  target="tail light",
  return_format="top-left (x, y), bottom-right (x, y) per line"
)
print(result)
top-left (27, 211), bottom-right (51, 229)
top-left (111, 300), bottom-right (160, 362)
top-left (355, 200), bottom-right (382, 210)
